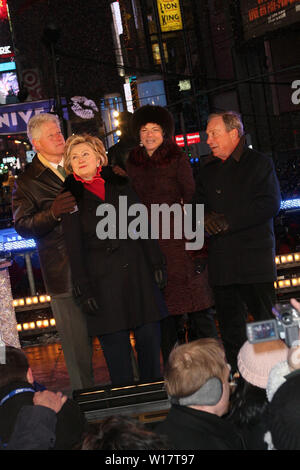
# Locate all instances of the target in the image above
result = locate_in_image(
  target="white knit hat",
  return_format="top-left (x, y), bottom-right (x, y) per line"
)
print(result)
top-left (237, 340), bottom-right (288, 389)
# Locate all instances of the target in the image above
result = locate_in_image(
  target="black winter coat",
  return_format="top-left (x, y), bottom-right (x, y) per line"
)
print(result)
top-left (0, 380), bottom-right (86, 450)
top-left (194, 138), bottom-right (281, 286)
top-left (12, 155), bottom-right (72, 295)
top-left (155, 405), bottom-right (245, 450)
top-left (62, 169), bottom-right (168, 336)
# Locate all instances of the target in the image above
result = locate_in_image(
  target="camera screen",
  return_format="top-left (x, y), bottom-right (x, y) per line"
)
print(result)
top-left (247, 319), bottom-right (278, 343)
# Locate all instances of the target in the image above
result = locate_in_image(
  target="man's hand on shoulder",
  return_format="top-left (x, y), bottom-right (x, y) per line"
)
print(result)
top-left (51, 191), bottom-right (76, 220)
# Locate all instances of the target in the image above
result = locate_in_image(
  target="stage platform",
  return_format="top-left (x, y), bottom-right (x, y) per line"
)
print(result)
top-left (22, 338), bottom-right (169, 425)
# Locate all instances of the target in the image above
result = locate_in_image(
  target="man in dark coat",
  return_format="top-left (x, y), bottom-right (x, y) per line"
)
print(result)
top-left (155, 338), bottom-right (245, 450)
top-left (193, 111), bottom-right (281, 371)
top-left (12, 113), bottom-right (94, 391)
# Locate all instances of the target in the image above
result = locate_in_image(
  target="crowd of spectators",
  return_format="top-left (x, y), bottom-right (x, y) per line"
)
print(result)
top-left (1, 296), bottom-right (300, 451)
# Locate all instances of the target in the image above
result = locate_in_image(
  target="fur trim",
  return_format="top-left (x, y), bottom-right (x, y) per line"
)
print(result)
top-left (63, 174), bottom-right (84, 201)
top-left (132, 105), bottom-right (174, 139)
top-left (128, 139), bottom-right (184, 168)
top-left (266, 361), bottom-right (290, 402)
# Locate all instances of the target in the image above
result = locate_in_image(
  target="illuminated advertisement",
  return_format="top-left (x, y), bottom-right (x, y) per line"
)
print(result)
top-left (0, 99), bottom-right (69, 134)
top-left (0, 70), bottom-right (19, 104)
top-left (0, 0), bottom-right (14, 56)
top-left (157, 0), bottom-right (183, 32)
top-left (241, 0), bottom-right (300, 40)
top-left (176, 132), bottom-right (201, 147)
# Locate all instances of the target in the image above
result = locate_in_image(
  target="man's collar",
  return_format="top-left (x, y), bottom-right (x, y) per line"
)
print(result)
top-left (37, 153), bottom-right (65, 181)
top-left (204, 135), bottom-right (246, 166)
top-left (231, 135), bottom-right (246, 162)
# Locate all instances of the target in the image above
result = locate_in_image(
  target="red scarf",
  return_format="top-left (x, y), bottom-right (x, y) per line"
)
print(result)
top-left (73, 167), bottom-right (105, 201)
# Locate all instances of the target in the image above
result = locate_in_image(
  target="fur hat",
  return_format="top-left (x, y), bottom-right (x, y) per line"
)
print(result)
top-left (132, 105), bottom-right (175, 140)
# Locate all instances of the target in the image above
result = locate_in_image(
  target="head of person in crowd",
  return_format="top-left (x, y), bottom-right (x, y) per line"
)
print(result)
top-left (81, 415), bottom-right (170, 450)
top-left (132, 104), bottom-right (175, 157)
top-left (0, 345), bottom-right (34, 388)
top-left (63, 133), bottom-right (108, 181)
top-left (230, 339), bottom-right (288, 429)
top-left (164, 338), bottom-right (231, 417)
top-left (206, 111), bottom-right (244, 161)
top-left (27, 113), bottom-right (65, 163)
top-left (117, 111), bottom-right (135, 140)
top-left (0, 346), bottom-right (87, 450)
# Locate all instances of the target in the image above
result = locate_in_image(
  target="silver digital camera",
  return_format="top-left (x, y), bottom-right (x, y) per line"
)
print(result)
top-left (246, 303), bottom-right (300, 348)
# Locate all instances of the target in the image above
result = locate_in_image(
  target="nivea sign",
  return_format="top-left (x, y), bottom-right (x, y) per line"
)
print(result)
top-left (0, 99), bottom-right (68, 134)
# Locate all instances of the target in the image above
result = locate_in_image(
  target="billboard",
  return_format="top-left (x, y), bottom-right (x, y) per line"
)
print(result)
top-left (241, 0), bottom-right (300, 40)
top-left (0, 70), bottom-right (19, 104)
top-left (0, 99), bottom-right (69, 135)
top-left (157, 0), bottom-right (183, 32)
top-left (0, 0), bottom-right (14, 58)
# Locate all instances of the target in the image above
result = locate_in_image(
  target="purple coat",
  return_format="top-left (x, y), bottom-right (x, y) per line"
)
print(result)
top-left (127, 141), bottom-right (214, 316)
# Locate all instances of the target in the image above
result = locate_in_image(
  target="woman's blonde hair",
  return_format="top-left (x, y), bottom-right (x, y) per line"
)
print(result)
top-left (63, 133), bottom-right (108, 175)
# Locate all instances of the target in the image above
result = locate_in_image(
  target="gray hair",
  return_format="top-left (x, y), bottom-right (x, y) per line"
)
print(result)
top-left (207, 111), bottom-right (244, 137)
top-left (27, 113), bottom-right (61, 145)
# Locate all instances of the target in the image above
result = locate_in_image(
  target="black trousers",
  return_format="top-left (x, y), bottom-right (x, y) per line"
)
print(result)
top-left (98, 321), bottom-right (161, 386)
top-left (160, 309), bottom-right (218, 365)
top-left (213, 282), bottom-right (276, 372)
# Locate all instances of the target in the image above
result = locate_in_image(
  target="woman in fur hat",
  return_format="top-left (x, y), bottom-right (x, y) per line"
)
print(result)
top-left (126, 105), bottom-right (217, 364)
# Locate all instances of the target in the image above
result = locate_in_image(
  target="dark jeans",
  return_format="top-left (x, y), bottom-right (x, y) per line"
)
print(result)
top-left (213, 282), bottom-right (276, 372)
top-left (98, 321), bottom-right (161, 386)
top-left (160, 309), bottom-right (218, 365)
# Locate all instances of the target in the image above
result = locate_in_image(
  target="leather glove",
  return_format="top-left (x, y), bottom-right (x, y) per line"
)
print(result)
top-left (51, 191), bottom-right (77, 220)
top-left (204, 211), bottom-right (229, 236)
top-left (154, 265), bottom-right (167, 290)
top-left (73, 284), bottom-right (100, 316)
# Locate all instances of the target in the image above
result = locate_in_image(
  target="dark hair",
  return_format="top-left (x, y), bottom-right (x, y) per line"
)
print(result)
top-left (228, 376), bottom-right (268, 428)
top-left (81, 415), bottom-right (170, 450)
top-left (0, 346), bottom-right (29, 387)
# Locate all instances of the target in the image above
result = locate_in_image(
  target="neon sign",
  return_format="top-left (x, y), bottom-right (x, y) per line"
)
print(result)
top-left (0, 0), bottom-right (8, 21)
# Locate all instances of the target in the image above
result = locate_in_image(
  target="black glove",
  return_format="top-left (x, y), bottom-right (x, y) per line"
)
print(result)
top-left (73, 284), bottom-right (100, 316)
top-left (154, 265), bottom-right (167, 290)
top-left (204, 211), bottom-right (229, 236)
top-left (51, 191), bottom-right (76, 219)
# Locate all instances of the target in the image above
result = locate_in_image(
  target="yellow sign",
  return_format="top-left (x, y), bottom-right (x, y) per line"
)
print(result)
top-left (157, 0), bottom-right (183, 32)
